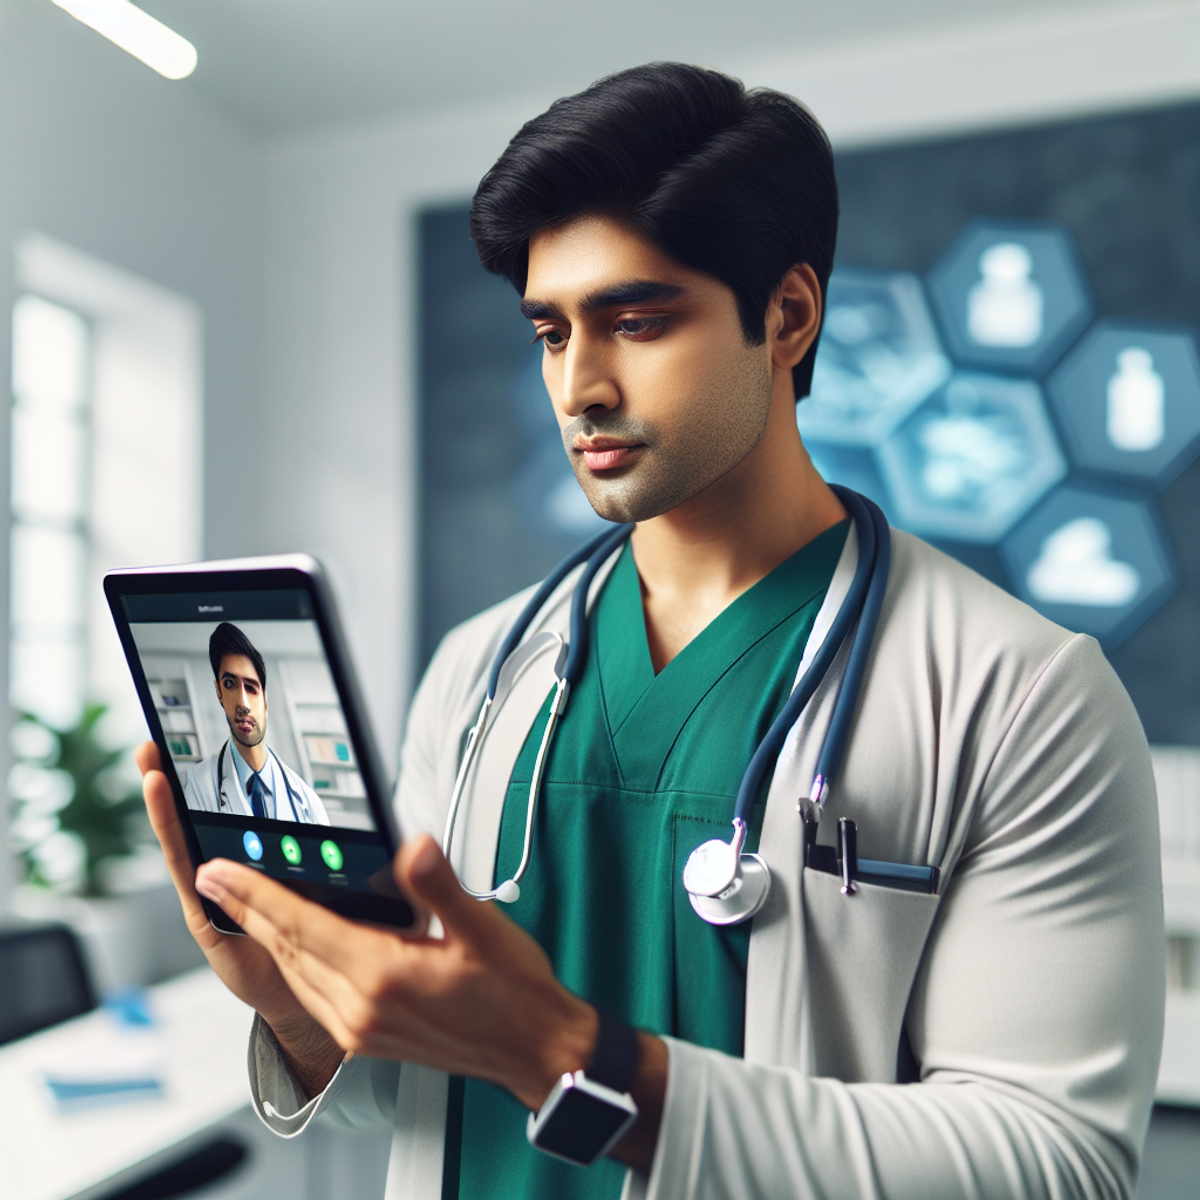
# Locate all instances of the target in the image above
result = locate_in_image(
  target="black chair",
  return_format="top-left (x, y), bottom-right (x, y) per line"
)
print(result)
top-left (95, 1137), bottom-right (249, 1200)
top-left (0, 921), bottom-right (96, 1044)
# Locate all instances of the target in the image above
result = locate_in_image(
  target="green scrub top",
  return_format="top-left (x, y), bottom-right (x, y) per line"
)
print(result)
top-left (446, 520), bottom-right (848, 1199)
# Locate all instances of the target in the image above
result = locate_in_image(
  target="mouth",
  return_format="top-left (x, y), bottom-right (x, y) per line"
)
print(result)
top-left (235, 718), bottom-right (256, 734)
top-left (574, 437), bottom-right (645, 472)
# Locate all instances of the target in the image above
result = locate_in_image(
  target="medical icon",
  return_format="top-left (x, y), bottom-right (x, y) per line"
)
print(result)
top-left (280, 835), bottom-right (302, 865)
top-left (927, 221), bottom-right (1092, 375)
top-left (1106, 349), bottom-right (1164, 451)
top-left (1026, 518), bottom-right (1139, 606)
top-left (320, 839), bottom-right (344, 872)
top-left (242, 830), bottom-right (264, 862)
top-left (1047, 323), bottom-right (1200, 488)
top-left (798, 268), bottom-right (949, 446)
top-left (877, 373), bottom-right (1066, 543)
top-left (1001, 486), bottom-right (1176, 644)
top-left (967, 244), bottom-right (1044, 348)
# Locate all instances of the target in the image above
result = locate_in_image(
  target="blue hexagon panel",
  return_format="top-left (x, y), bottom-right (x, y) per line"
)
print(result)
top-left (927, 220), bottom-right (1093, 377)
top-left (1046, 321), bottom-right (1200, 489)
top-left (1000, 486), bottom-right (1176, 645)
top-left (877, 372), bottom-right (1066, 543)
top-left (798, 267), bottom-right (949, 447)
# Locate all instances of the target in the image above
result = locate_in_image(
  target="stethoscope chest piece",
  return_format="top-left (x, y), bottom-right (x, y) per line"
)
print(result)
top-left (682, 818), bottom-right (772, 927)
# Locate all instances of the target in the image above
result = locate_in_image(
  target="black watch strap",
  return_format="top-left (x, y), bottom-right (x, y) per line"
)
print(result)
top-left (586, 1010), bottom-right (639, 1094)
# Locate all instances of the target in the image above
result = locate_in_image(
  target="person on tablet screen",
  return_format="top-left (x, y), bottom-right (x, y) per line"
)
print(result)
top-left (183, 622), bottom-right (330, 825)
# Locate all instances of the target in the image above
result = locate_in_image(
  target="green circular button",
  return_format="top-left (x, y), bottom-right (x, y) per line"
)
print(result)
top-left (320, 839), bottom-right (344, 872)
top-left (280, 835), bottom-right (302, 865)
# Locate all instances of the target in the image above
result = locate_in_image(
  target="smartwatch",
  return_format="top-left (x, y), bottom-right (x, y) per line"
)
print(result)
top-left (526, 1010), bottom-right (640, 1166)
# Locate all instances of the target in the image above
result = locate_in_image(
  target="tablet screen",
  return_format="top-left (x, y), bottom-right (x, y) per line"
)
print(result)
top-left (120, 586), bottom-right (391, 890)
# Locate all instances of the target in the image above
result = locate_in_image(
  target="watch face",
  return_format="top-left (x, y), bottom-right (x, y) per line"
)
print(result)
top-left (530, 1079), bottom-right (636, 1166)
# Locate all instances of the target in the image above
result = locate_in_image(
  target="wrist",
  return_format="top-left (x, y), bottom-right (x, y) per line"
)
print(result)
top-left (511, 993), bottom-right (599, 1112)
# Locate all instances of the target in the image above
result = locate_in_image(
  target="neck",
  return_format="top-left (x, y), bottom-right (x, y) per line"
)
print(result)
top-left (232, 739), bottom-right (268, 773)
top-left (630, 378), bottom-right (846, 671)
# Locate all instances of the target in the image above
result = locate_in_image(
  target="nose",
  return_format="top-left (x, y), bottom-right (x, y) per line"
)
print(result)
top-left (551, 332), bottom-right (620, 420)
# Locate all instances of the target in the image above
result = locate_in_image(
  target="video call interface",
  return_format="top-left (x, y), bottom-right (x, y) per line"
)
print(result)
top-left (121, 587), bottom-right (390, 890)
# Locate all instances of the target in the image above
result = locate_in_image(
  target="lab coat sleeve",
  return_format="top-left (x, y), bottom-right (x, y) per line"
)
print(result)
top-left (635, 634), bottom-right (1165, 1200)
top-left (247, 1014), bottom-right (401, 1136)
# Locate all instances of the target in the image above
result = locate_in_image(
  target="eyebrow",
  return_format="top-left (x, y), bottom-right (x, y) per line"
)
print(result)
top-left (520, 280), bottom-right (686, 321)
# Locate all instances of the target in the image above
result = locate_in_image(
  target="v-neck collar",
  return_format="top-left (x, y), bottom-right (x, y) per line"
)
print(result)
top-left (594, 520), bottom-right (849, 787)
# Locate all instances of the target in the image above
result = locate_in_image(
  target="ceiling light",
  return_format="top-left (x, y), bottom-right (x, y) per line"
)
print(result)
top-left (52, 0), bottom-right (197, 80)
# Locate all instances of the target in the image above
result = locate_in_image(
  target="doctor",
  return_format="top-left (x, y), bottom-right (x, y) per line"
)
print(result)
top-left (139, 64), bottom-right (1163, 1200)
top-left (183, 621), bottom-right (329, 825)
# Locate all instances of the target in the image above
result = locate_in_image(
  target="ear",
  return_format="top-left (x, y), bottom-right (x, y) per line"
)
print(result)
top-left (767, 264), bottom-right (822, 371)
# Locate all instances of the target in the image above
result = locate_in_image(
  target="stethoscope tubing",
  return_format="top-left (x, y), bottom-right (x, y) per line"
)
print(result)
top-left (444, 491), bottom-right (890, 903)
top-left (812, 488), bottom-right (892, 798)
top-left (731, 484), bottom-right (881, 826)
top-left (444, 521), bottom-right (633, 898)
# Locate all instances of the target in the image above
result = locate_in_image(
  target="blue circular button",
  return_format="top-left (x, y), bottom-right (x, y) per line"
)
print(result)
top-left (242, 829), bottom-right (264, 861)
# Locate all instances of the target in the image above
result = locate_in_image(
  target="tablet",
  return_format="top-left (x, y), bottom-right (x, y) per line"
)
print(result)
top-left (104, 554), bottom-right (415, 932)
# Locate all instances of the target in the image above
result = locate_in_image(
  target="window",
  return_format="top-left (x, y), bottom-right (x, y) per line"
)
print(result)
top-left (9, 295), bottom-right (92, 729)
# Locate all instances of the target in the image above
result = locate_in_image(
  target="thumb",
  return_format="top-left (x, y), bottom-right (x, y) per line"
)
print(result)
top-left (395, 833), bottom-right (496, 940)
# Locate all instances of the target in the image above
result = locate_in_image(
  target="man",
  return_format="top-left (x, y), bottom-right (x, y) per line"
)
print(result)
top-left (183, 621), bottom-right (330, 826)
top-left (139, 64), bottom-right (1163, 1198)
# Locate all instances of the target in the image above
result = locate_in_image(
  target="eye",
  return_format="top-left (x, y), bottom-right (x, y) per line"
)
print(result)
top-left (533, 327), bottom-right (567, 352)
top-left (614, 314), bottom-right (668, 340)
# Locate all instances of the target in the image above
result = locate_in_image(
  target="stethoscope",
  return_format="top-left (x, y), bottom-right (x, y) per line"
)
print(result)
top-left (215, 741), bottom-right (313, 823)
top-left (442, 485), bottom-right (891, 926)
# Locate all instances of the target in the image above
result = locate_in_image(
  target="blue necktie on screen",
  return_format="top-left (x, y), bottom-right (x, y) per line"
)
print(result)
top-left (246, 771), bottom-right (267, 820)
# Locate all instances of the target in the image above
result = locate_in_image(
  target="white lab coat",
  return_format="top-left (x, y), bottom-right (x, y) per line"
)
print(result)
top-left (247, 527), bottom-right (1164, 1199)
top-left (183, 741), bottom-right (331, 825)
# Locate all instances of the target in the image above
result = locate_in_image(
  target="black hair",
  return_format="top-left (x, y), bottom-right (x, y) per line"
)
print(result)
top-left (208, 622), bottom-right (266, 692)
top-left (470, 62), bottom-right (838, 398)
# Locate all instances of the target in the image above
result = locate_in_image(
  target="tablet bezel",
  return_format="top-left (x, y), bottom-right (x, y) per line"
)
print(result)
top-left (104, 554), bottom-right (414, 931)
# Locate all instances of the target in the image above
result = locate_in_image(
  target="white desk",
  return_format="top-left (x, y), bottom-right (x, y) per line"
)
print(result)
top-left (0, 967), bottom-right (254, 1200)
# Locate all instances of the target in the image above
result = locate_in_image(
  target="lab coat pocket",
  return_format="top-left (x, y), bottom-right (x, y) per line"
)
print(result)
top-left (801, 868), bottom-right (941, 1082)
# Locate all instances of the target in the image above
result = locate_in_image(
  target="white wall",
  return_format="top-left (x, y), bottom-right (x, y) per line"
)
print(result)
top-left (258, 0), bottom-right (1200, 770)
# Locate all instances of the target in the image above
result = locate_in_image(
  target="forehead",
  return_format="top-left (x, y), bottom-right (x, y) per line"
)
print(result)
top-left (219, 654), bottom-right (259, 682)
top-left (525, 215), bottom-right (699, 302)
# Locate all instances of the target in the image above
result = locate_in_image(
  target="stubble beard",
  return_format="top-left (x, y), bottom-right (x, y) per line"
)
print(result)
top-left (561, 350), bottom-right (774, 525)
top-left (228, 713), bottom-right (267, 750)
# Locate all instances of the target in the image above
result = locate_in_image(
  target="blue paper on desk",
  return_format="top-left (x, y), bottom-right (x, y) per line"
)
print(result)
top-left (43, 989), bottom-right (165, 1111)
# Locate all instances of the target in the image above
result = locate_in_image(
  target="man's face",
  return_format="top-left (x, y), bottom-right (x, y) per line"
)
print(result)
top-left (215, 654), bottom-right (267, 749)
top-left (522, 216), bottom-right (774, 524)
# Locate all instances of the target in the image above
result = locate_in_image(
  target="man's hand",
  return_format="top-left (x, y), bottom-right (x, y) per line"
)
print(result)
top-left (192, 835), bottom-right (667, 1170)
top-left (136, 743), bottom-right (344, 1095)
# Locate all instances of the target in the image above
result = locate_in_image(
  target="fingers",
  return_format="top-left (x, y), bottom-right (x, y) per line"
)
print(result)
top-left (134, 740), bottom-right (161, 776)
top-left (196, 858), bottom-right (395, 995)
top-left (136, 741), bottom-right (212, 933)
top-left (394, 834), bottom-right (498, 945)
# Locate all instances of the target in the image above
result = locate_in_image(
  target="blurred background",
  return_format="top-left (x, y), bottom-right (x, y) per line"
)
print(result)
top-left (0, 1), bottom-right (1198, 1197)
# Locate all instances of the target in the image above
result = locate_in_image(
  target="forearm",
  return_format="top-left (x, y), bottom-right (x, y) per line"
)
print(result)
top-left (264, 1009), bottom-right (347, 1100)
top-left (609, 1032), bottom-right (668, 1174)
